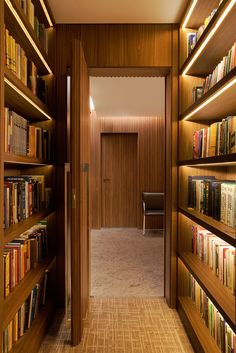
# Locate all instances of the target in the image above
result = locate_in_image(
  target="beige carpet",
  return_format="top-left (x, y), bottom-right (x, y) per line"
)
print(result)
top-left (91, 228), bottom-right (164, 297)
top-left (39, 297), bottom-right (194, 353)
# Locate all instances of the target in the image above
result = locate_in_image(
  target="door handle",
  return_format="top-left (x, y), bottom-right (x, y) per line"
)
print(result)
top-left (103, 178), bottom-right (110, 182)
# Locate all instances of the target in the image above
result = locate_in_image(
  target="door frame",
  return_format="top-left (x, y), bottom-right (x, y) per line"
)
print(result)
top-left (89, 66), bottom-right (177, 308)
top-left (100, 132), bottom-right (139, 228)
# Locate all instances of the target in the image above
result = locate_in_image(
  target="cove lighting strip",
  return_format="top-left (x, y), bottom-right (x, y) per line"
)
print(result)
top-left (40, 0), bottom-right (53, 27)
top-left (5, 0), bottom-right (52, 74)
top-left (182, 0), bottom-right (236, 75)
top-left (183, 77), bottom-right (236, 120)
top-left (182, 0), bottom-right (198, 29)
top-left (4, 77), bottom-right (52, 120)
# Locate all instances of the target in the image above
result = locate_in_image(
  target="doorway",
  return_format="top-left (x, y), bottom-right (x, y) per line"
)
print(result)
top-left (101, 133), bottom-right (138, 228)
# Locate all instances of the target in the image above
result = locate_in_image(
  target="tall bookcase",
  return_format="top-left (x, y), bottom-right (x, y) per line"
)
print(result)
top-left (178, 0), bottom-right (236, 352)
top-left (0, 0), bottom-right (57, 352)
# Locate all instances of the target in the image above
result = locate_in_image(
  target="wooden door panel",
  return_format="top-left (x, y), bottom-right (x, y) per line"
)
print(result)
top-left (71, 40), bottom-right (90, 346)
top-left (102, 133), bottom-right (137, 227)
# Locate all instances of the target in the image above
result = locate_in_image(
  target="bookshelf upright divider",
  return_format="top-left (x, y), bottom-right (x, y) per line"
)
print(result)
top-left (0, 0), bottom-right (57, 352)
top-left (178, 1), bottom-right (236, 352)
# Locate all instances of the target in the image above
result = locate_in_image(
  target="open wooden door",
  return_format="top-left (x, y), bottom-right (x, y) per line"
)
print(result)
top-left (71, 40), bottom-right (90, 345)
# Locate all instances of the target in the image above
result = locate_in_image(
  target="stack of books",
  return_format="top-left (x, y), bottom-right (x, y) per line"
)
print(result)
top-left (16, 0), bottom-right (49, 53)
top-left (3, 270), bottom-right (49, 353)
top-left (4, 27), bottom-right (47, 101)
top-left (3, 222), bottom-right (48, 297)
top-left (4, 175), bottom-right (46, 229)
top-left (203, 43), bottom-right (236, 94)
top-left (188, 176), bottom-right (236, 228)
top-left (191, 225), bottom-right (235, 294)
top-left (193, 116), bottom-right (236, 159)
top-left (189, 274), bottom-right (235, 353)
top-left (4, 108), bottom-right (52, 160)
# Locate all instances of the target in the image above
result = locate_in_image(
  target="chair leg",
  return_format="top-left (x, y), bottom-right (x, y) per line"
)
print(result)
top-left (142, 214), bottom-right (145, 235)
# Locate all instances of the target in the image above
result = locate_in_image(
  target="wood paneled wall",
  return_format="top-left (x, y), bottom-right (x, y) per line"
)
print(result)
top-left (55, 23), bottom-right (178, 308)
top-left (91, 116), bottom-right (165, 229)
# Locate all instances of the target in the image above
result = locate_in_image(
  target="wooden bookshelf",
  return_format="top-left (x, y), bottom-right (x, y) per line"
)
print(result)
top-left (180, 67), bottom-right (236, 122)
top-left (180, 0), bottom-right (236, 76)
top-left (0, 0), bottom-right (56, 351)
top-left (4, 209), bottom-right (53, 245)
top-left (179, 252), bottom-right (235, 328)
top-left (4, 0), bottom-right (53, 75)
top-left (8, 299), bottom-right (55, 353)
top-left (177, 297), bottom-right (220, 353)
top-left (178, 1), bottom-right (236, 351)
top-left (179, 207), bottom-right (236, 245)
top-left (4, 67), bottom-right (52, 121)
top-left (179, 153), bottom-right (236, 167)
top-left (4, 152), bottom-right (50, 165)
top-left (3, 256), bottom-right (55, 329)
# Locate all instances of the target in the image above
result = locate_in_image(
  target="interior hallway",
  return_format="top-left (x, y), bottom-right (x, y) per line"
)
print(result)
top-left (91, 229), bottom-right (164, 297)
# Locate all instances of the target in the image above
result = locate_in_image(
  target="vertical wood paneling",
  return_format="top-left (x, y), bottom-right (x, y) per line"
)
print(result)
top-left (91, 116), bottom-right (165, 230)
top-left (165, 26), bottom-right (178, 308)
top-left (124, 25), bottom-right (172, 67)
top-left (0, 0), bottom-right (4, 349)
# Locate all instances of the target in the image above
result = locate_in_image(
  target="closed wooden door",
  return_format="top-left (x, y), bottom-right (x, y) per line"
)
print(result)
top-left (102, 133), bottom-right (138, 227)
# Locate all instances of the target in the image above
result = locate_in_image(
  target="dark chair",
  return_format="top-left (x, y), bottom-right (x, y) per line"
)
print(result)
top-left (142, 192), bottom-right (165, 235)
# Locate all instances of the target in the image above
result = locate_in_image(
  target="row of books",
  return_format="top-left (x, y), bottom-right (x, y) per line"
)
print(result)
top-left (187, 6), bottom-right (218, 56)
top-left (188, 176), bottom-right (236, 228)
top-left (16, 0), bottom-right (49, 53)
top-left (3, 222), bottom-right (48, 298)
top-left (191, 225), bottom-right (235, 294)
top-left (4, 108), bottom-right (52, 160)
top-left (3, 175), bottom-right (52, 229)
top-left (3, 271), bottom-right (49, 353)
top-left (203, 42), bottom-right (236, 94)
top-left (193, 116), bottom-right (236, 159)
top-left (189, 273), bottom-right (235, 353)
top-left (4, 27), bottom-right (47, 102)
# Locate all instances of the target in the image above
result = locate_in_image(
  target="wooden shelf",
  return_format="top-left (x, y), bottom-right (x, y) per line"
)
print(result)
top-left (180, 0), bottom-right (236, 76)
top-left (32, 0), bottom-right (55, 28)
top-left (4, 209), bottom-right (53, 245)
top-left (4, 0), bottom-right (53, 75)
top-left (180, 67), bottom-right (236, 122)
top-left (3, 256), bottom-right (55, 329)
top-left (179, 252), bottom-right (236, 328)
top-left (177, 297), bottom-right (221, 353)
top-left (8, 299), bottom-right (55, 353)
top-left (179, 154), bottom-right (236, 166)
top-left (4, 67), bottom-right (53, 121)
top-left (4, 152), bottom-right (50, 166)
top-left (178, 207), bottom-right (236, 246)
top-left (182, 0), bottom-right (220, 29)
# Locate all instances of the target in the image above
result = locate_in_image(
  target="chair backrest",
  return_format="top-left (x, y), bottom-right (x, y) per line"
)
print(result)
top-left (142, 192), bottom-right (164, 211)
